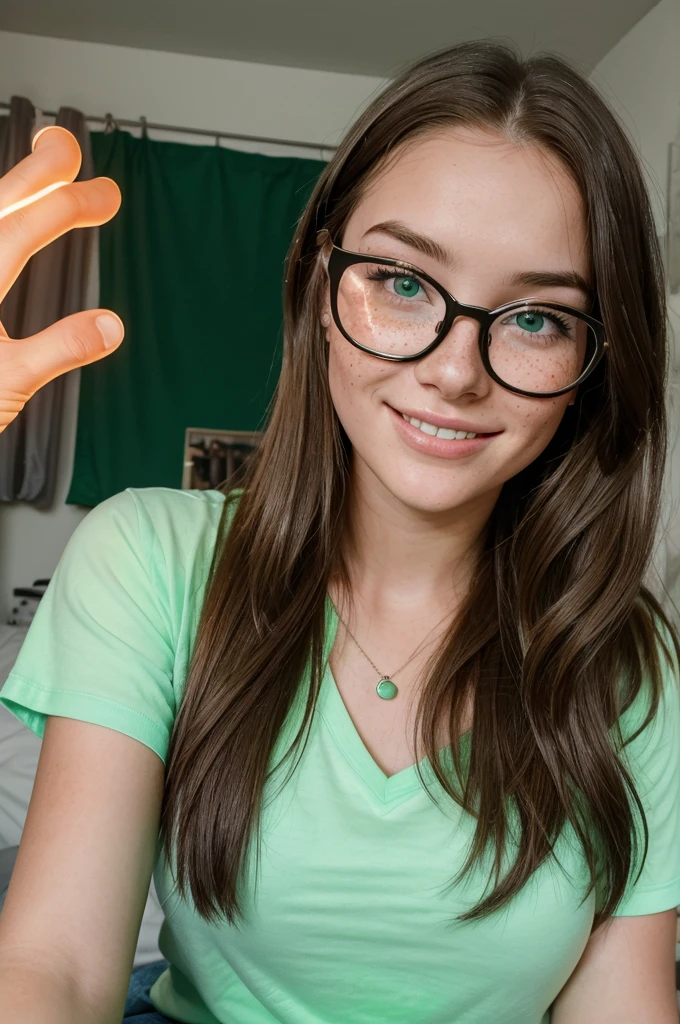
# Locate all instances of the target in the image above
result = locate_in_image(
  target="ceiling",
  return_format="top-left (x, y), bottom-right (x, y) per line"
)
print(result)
top-left (0, 0), bottom-right (659, 77)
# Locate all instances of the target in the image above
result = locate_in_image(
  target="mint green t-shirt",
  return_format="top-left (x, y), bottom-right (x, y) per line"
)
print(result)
top-left (2, 487), bottom-right (680, 1024)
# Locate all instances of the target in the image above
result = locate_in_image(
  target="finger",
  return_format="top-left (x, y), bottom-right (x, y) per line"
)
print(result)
top-left (0, 126), bottom-right (82, 215)
top-left (4, 310), bottom-right (125, 398)
top-left (0, 176), bottom-right (121, 306)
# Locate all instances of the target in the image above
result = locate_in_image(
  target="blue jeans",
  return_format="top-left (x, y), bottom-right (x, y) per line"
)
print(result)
top-left (123, 960), bottom-right (176, 1022)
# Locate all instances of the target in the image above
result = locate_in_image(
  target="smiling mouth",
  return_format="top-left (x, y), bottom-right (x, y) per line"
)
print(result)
top-left (400, 413), bottom-right (482, 440)
top-left (387, 405), bottom-right (502, 458)
top-left (394, 410), bottom-right (502, 442)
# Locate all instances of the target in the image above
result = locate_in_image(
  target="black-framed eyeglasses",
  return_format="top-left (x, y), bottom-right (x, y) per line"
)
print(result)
top-left (327, 243), bottom-right (608, 399)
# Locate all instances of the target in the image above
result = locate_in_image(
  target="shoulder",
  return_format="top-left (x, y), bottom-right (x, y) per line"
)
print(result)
top-left (94, 485), bottom-right (228, 533)
top-left (50, 486), bottom-right (239, 632)
top-left (74, 487), bottom-right (230, 573)
top-left (124, 485), bottom-right (228, 522)
top-left (121, 486), bottom-right (228, 550)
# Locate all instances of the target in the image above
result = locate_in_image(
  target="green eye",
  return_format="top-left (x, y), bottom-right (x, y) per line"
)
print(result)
top-left (515, 311), bottom-right (545, 333)
top-left (393, 276), bottom-right (421, 298)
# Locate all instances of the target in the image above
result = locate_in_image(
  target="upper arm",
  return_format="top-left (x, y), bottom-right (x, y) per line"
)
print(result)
top-left (0, 489), bottom-right (204, 1016)
top-left (551, 910), bottom-right (678, 1023)
top-left (0, 715), bottom-right (164, 1018)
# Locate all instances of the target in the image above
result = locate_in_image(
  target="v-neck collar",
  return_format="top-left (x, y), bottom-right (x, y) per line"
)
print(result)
top-left (320, 594), bottom-right (471, 808)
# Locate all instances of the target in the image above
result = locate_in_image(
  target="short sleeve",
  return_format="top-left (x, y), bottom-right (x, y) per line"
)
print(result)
top-left (0, 489), bottom-right (176, 764)
top-left (610, 630), bottom-right (680, 916)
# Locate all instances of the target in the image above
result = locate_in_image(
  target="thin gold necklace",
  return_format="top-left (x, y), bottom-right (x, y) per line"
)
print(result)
top-left (329, 596), bottom-right (454, 700)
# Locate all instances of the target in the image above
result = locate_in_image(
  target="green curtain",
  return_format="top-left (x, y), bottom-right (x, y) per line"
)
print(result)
top-left (67, 129), bottom-right (325, 506)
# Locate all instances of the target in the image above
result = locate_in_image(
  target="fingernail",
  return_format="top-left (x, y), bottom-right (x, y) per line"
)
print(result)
top-left (95, 314), bottom-right (124, 349)
top-left (31, 125), bottom-right (57, 151)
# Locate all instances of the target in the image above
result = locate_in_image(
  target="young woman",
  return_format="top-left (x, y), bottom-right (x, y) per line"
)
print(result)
top-left (0, 40), bottom-right (679, 1024)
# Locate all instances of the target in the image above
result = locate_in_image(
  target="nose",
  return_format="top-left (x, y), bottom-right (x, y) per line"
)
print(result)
top-left (413, 315), bottom-right (491, 398)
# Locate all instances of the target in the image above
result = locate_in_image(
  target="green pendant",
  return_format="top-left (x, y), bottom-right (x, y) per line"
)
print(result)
top-left (376, 677), bottom-right (398, 700)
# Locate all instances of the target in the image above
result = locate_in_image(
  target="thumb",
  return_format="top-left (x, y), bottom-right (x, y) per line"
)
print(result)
top-left (15, 310), bottom-right (125, 392)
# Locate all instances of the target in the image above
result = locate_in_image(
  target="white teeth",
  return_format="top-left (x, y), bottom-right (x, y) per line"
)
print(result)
top-left (402, 413), bottom-right (478, 440)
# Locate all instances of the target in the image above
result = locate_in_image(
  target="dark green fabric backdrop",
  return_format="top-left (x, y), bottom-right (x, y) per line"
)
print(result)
top-left (67, 129), bottom-right (325, 506)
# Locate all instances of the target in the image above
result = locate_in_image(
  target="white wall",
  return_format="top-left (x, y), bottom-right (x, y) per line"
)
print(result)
top-left (0, 30), bottom-right (385, 620)
top-left (591, 0), bottom-right (680, 359)
top-left (591, 0), bottom-right (680, 615)
top-left (0, 29), bottom-right (385, 155)
top-left (591, 0), bottom-right (680, 244)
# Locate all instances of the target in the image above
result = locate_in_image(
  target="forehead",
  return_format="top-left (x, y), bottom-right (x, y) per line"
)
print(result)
top-left (347, 128), bottom-right (589, 276)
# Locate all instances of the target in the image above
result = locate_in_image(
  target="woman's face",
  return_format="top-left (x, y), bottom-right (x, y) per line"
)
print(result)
top-left (324, 127), bottom-right (592, 518)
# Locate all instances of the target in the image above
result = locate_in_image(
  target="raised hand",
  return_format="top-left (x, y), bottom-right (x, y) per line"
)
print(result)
top-left (0, 125), bottom-right (123, 433)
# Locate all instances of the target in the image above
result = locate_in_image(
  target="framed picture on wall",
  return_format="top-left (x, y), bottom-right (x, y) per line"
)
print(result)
top-left (182, 427), bottom-right (261, 491)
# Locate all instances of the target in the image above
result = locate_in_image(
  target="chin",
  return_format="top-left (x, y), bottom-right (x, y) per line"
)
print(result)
top-left (378, 472), bottom-right (480, 515)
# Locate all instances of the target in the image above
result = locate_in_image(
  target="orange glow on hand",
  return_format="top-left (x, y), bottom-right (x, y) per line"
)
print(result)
top-left (0, 181), bottom-right (70, 222)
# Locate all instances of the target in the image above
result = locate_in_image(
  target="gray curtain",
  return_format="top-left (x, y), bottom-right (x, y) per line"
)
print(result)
top-left (0, 96), bottom-right (95, 507)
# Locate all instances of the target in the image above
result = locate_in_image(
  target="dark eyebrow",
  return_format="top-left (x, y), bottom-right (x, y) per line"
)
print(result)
top-left (362, 220), bottom-right (455, 267)
top-left (505, 269), bottom-right (593, 301)
top-left (363, 219), bottom-right (593, 302)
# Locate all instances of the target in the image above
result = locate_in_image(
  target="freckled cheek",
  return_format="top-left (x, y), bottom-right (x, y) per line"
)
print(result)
top-left (327, 332), bottom-right (393, 411)
top-left (501, 395), bottom-right (571, 458)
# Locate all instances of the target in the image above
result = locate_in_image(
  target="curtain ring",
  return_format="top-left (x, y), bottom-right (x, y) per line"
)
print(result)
top-left (104, 112), bottom-right (116, 134)
top-left (215, 134), bottom-right (221, 147)
top-left (140, 115), bottom-right (148, 139)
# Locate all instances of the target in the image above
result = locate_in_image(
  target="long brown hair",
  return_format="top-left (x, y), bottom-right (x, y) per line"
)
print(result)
top-left (161, 40), bottom-right (680, 930)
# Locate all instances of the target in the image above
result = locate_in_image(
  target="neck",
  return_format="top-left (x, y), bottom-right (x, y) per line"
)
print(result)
top-left (334, 456), bottom-right (500, 623)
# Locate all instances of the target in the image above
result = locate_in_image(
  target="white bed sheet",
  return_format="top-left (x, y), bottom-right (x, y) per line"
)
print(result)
top-left (0, 623), bottom-right (163, 965)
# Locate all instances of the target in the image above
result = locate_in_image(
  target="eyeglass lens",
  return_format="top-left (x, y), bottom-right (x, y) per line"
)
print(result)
top-left (336, 262), bottom-right (595, 394)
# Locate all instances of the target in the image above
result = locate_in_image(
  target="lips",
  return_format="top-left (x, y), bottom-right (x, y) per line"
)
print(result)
top-left (391, 405), bottom-right (501, 436)
top-left (387, 404), bottom-right (501, 460)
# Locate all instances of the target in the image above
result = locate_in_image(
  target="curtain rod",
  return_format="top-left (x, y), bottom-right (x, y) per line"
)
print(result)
top-left (0, 101), bottom-right (338, 154)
